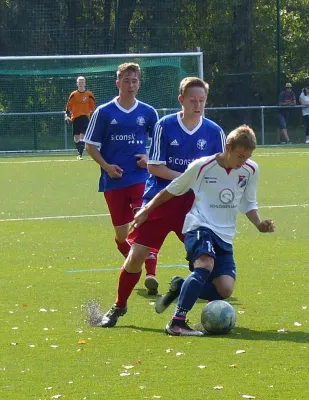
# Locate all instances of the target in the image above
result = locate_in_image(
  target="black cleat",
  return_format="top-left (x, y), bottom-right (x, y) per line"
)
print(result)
top-left (155, 276), bottom-right (184, 314)
top-left (100, 304), bottom-right (127, 328)
top-left (165, 319), bottom-right (204, 336)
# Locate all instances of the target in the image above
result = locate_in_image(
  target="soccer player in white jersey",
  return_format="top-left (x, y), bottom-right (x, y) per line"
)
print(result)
top-left (98, 77), bottom-right (226, 328)
top-left (134, 125), bottom-right (275, 336)
top-left (84, 63), bottom-right (159, 277)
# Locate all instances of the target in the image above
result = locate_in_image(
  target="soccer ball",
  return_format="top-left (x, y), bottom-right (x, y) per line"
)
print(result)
top-left (201, 300), bottom-right (236, 334)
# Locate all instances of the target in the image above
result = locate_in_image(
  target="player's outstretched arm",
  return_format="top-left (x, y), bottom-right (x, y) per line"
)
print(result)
top-left (246, 209), bottom-right (275, 233)
top-left (133, 189), bottom-right (175, 228)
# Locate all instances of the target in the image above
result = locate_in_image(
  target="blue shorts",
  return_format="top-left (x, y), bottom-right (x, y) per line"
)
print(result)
top-left (184, 227), bottom-right (236, 280)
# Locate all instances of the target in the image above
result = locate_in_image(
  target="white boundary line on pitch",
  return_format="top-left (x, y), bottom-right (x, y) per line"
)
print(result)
top-left (1, 203), bottom-right (309, 222)
top-left (1, 151), bottom-right (309, 164)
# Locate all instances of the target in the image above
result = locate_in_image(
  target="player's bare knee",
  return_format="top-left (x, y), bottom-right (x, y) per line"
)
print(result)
top-left (218, 286), bottom-right (234, 299)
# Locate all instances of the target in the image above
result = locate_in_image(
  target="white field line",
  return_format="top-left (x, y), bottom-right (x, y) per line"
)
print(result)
top-left (0, 159), bottom-right (79, 164)
top-left (1, 151), bottom-right (309, 164)
top-left (1, 204), bottom-right (309, 222)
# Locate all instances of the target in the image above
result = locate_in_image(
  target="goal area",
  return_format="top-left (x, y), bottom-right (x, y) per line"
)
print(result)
top-left (0, 52), bottom-right (203, 152)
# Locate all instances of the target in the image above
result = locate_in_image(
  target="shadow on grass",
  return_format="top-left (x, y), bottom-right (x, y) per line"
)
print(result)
top-left (116, 324), bottom-right (309, 342)
top-left (228, 327), bottom-right (309, 343)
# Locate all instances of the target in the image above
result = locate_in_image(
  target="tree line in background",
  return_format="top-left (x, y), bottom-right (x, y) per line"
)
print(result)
top-left (0, 0), bottom-right (309, 107)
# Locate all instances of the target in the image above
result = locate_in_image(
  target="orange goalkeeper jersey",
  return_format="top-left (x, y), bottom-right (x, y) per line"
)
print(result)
top-left (65, 89), bottom-right (96, 120)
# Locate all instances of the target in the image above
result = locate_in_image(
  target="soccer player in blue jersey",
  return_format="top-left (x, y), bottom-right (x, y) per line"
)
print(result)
top-left (98, 76), bottom-right (226, 328)
top-left (84, 63), bottom-right (159, 278)
top-left (134, 125), bottom-right (275, 336)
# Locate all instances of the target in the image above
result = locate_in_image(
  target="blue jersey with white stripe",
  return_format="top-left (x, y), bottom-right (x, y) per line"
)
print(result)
top-left (84, 98), bottom-right (158, 192)
top-left (143, 112), bottom-right (226, 200)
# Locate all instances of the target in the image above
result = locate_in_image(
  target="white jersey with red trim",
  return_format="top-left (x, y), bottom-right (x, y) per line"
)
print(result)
top-left (166, 155), bottom-right (259, 244)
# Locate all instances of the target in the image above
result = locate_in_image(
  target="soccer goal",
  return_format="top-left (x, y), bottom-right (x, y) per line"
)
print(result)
top-left (0, 51), bottom-right (203, 153)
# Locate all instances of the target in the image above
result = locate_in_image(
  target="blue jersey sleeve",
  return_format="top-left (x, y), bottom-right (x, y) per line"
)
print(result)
top-left (84, 107), bottom-right (106, 145)
top-left (148, 120), bottom-right (167, 164)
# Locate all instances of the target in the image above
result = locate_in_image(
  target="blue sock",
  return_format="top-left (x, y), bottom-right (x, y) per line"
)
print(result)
top-left (199, 282), bottom-right (224, 301)
top-left (173, 268), bottom-right (211, 319)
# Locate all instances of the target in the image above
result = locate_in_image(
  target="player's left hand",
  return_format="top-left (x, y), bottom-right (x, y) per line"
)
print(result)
top-left (135, 154), bottom-right (148, 169)
top-left (132, 207), bottom-right (149, 229)
top-left (257, 219), bottom-right (275, 233)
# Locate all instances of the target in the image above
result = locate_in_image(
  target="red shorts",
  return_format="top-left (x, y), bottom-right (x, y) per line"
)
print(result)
top-left (130, 191), bottom-right (195, 251)
top-left (104, 182), bottom-right (145, 227)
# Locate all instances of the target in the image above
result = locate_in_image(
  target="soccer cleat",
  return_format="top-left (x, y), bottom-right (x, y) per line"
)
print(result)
top-left (144, 275), bottom-right (159, 295)
top-left (305, 140), bottom-right (309, 144)
top-left (77, 155), bottom-right (83, 160)
top-left (165, 319), bottom-right (205, 337)
top-left (155, 275), bottom-right (184, 314)
top-left (100, 304), bottom-right (127, 328)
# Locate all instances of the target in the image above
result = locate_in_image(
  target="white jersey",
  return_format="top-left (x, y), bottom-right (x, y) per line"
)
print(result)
top-left (166, 155), bottom-right (259, 244)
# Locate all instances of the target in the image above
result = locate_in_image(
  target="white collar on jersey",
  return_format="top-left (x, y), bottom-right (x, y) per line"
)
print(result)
top-left (113, 97), bottom-right (138, 113)
top-left (177, 112), bottom-right (203, 135)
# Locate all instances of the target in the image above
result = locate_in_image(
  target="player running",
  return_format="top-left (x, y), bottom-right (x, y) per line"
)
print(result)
top-left (97, 76), bottom-right (226, 328)
top-left (134, 125), bottom-right (275, 336)
top-left (84, 63), bottom-right (159, 278)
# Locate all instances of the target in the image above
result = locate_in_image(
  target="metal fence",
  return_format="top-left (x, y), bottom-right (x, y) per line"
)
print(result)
top-left (0, 105), bottom-right (307, 153)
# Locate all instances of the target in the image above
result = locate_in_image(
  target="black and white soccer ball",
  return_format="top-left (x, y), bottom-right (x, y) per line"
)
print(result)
top-left (201, 300), bottom-right (236, 334)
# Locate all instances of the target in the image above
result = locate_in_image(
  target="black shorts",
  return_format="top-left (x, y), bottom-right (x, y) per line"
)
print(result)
top-left (73, 115), bottom-right (90, 136)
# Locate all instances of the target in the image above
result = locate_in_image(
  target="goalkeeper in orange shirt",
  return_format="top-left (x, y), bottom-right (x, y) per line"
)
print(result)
top-left (65, 76), bottom-right (96, 160)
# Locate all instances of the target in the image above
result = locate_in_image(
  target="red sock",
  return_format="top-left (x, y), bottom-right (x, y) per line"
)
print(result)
top-left (145, 250), bottom-right (158, 276)
top-left (116, 268), bottom-right (142, 308)
top-left (115, 238), bottom-right (131, 258)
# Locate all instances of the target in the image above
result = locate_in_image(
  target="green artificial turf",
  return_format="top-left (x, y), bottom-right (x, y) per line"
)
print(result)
top-left (1, 148), bottom-right (309, 399)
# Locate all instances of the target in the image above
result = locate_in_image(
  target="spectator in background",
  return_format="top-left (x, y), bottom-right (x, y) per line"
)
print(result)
top-left (276, 82), bottom-right (296, 144)
top-left (299, 84), bottom-right (309, 144)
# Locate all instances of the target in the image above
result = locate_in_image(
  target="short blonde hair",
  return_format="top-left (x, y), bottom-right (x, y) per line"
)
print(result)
top-left (179, 77), bottom-right (209, 96)
top-left (77, 76), bottom-right (85, 82)
top-left (117, 63), bottom-right (141, 79)
top-left (227, 125), bottom-right (257, 150)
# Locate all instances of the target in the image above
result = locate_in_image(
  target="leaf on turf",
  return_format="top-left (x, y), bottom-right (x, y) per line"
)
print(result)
top-left (149, 302), bottom-right (155, 306)
top-left (198, 365), bottom-right (207, 369)
top-left (236, 350), bottom-right (246, 354)
top-left (229, 364), bottom-right (237, 368)
top-left (68, 381), bottom-right (73, 384)
top-left (139, 386), bottom-right (145, 390)
top-left (120, 372), bottom-right (130, 377)
top-left (238, 310), bottom-right (245, 314)
top-left (123, 365), bottom-right (134, 369)
top-left (153, 396), bottom-right (161, 398)
top-left (214, 386), bottom-right (223, 390)
top-left (302, 306), bottom-right (307, 310)
top-left (50, 309), bottom-right (57, 312)
top-left (12, 327), bottom-right (19, 330)
top-left (136, 360), bottom-right (142, 364)
top-left (50, 345), bottom-right (59, 348)
top-left (176, 352), bottom-right (184, 356)
top-left (10, 342), bottom-right (17, 346)
top-left (242, 395), bottom-right (255, 399)
top-left (294, 322), bottom-right (302, 327)
top-left (78, 339), bottom-right (87, 344)
top-left (165, 348), bottom-right (172, 353)
top-left (45, 387), bottom-right (52, 390)
top-left (277, 328), bottom-right (286, 333)
top-left (51, 395), bottom-right (62, 399)
top-left (39, 308), bottom-right (47, 312)
top-left (29, 344), bottom-right (36, 348)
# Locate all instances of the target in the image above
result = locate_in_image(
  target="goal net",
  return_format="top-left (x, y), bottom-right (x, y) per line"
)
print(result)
top-left (0, 52), bottom-right (203, 152)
